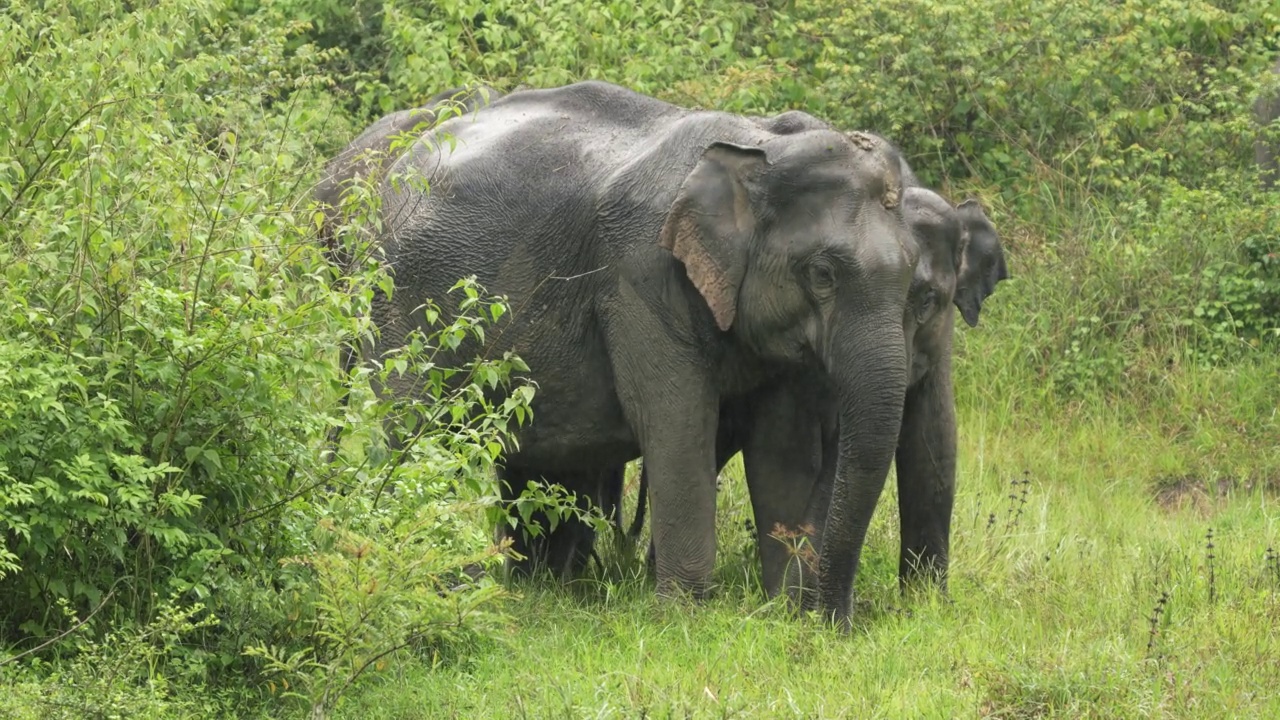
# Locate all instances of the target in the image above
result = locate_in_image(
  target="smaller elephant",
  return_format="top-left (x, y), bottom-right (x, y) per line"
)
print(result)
top-left (626, 184), bottom-right (1008, 599)
top-left (1256, 58), bottom-right (1280, 189)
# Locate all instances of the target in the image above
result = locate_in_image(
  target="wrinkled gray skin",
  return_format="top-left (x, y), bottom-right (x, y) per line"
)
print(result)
top-left (315, 85), bottom-right (500, 270)
top-left (315, 85), bottom-right (502, 453)
top-left (321, 81), bottom-right (918, 623)
top-left (628, 181), bottom-right (1008, 601)
top-left (1256, 58), bottom-right (1280, 189)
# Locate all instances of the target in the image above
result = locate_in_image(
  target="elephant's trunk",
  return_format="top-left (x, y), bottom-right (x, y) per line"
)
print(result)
top-left (817, 324), bottom-right (908, 628)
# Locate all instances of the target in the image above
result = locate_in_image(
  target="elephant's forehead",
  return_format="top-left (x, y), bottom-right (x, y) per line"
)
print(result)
top-left (855, 234), bottom-right (916, 281)
top-left (782, 189), bottom-right (916, 278)
top-left (851, 208), bottom-right (916, 270)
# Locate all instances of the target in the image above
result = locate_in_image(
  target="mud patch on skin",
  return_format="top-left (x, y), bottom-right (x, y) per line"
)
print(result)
top-left (841, 131), bottom-right (901, 209)
top-left (1152, 475), bottom-right (1275, 515)
top-left (844, 130), bottom-right (876, 151)
top-left (881, 179), bottom-right (901, 209)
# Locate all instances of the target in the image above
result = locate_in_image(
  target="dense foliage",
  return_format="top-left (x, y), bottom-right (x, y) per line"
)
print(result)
top-left (1, 1), bottom-right (531, 714)
top-left (2, 0), bottom-right (1278, 715)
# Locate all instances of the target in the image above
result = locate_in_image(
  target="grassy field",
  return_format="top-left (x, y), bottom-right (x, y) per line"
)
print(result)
top-left (338, 362), bottom-right (1280, 719)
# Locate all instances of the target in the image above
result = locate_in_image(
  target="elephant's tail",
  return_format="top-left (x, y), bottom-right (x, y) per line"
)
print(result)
top-left (627, 465), bottom-right (648, 539)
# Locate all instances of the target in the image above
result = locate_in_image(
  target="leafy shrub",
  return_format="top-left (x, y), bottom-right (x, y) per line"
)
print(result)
top-left (1165, 186), bottom-right (1280, 359)
top-left (241, 295), bottom-right (530, 718)
top-left (228, 0), bottom-right (393, 119)
top-left (378, 0), bottom-right (770, 108)
top-left (775, 0), bottom-right (1279, 194)
top-left (0, 598), bottom-right (238, 719)
top-left (0, 0), bottom-right (533, 693)
top-left (0, 0), bottom-right (356, 637)
top-left (243, 489), bottom-right (509, 718)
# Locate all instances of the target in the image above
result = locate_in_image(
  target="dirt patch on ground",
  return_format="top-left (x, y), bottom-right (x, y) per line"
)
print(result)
top-left (1153, 475), bottom-right (1276, 515)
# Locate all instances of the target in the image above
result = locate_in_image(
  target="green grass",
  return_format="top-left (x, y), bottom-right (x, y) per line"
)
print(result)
top-left (334, 358), bottom-right (1280, 719)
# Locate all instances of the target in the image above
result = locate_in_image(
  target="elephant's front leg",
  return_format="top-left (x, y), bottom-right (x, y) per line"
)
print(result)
top-left (894, 361), bottom-right (957, 589)
top-left (737, 382), bottom-right (827, 599)
top-left (615, 358), bottom-right (722, 598)
top-left (645, 405), bottom-right (721, 596)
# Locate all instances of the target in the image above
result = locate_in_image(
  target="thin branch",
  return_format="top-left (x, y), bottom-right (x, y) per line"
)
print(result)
top-left (0, 95), bottom-right (149, 225)
top-left (332, 619), bottom-right (467, 703)
top-left (548, 266), bottom-right (609, 281)
top-left (0, 581), bottom-right (123, 667)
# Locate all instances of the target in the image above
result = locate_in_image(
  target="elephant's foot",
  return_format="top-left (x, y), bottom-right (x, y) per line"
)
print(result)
top-left (651, 532), bottom-right (717, 601)
top-left (821, 605), bottom-right (854, 634)
top-left (898, 548), bottom-right (949, 595)
top-left (655, 576), bottom-right (716, 602)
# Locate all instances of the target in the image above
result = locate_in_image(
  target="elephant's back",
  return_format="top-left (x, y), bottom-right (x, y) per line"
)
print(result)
top-left (378, 83), bottom-right (686, 296)
top-left (390, 81), bottom-right (681, 216)
top-left (314, 109), bottom-right (420, 213)
top-left (315, 87), bottom-right (501, 229)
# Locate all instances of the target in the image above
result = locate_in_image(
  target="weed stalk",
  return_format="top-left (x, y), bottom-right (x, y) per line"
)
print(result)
top-left (1205, 527), bottom-right (1216, 605)
top-left (1146, 589), bottom-right (1170, 659)
top-left (1004, 471), bottom-right (1032, 533)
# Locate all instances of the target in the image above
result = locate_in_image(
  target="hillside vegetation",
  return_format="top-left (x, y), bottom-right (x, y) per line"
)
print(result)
top-left (2, 0), bottom-right (1278, 717)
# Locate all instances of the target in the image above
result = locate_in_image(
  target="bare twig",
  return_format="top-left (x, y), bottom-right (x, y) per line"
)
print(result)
top-left (0, 580), bottom-right (124, 667)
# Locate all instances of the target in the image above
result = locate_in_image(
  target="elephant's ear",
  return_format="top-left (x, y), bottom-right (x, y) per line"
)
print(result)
top-left (954, 199), bottom-right (1010, 328)
top-left (659, 142), bottom-right (766, 331)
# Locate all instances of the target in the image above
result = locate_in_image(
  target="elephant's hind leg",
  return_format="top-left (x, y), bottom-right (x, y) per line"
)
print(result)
top-left (497, 467), bottom-right (621, 581)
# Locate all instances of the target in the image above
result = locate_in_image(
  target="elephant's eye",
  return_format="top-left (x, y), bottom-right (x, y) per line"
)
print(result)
top-left (914, 288), bottom-right (938, 319)
top-left (807, 259), bottom-right (837, 292)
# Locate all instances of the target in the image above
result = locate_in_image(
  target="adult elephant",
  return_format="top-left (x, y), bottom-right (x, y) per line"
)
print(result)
top-left (1257, 58), bottom-right (1280, 189)
top-left (321, 80), bottom-right (918, 623)
top-left (627, 184), bottom-right (1008, 601)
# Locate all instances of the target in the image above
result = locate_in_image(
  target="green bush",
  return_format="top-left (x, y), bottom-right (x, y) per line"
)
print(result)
top-left (0, 599), bottom-right (237, 719)
top-left (774, 0), bottom-right (1279, 192)
top-left (0, 0), bottom-right (531, 696)
top-left (378, 0), bottom-right (767, 103)
top-left (235, 277), bottom-right (533, 718)
top-left (0, 0), bottom-right (353, 637)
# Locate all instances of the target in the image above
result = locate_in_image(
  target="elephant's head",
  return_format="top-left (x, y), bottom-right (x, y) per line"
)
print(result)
top-left (953, 199), bottom-right (1008, 328)
top-left (658, 129), bottom-right (917, 623)
top-left (901, 187), bottom-right (1009, 385)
